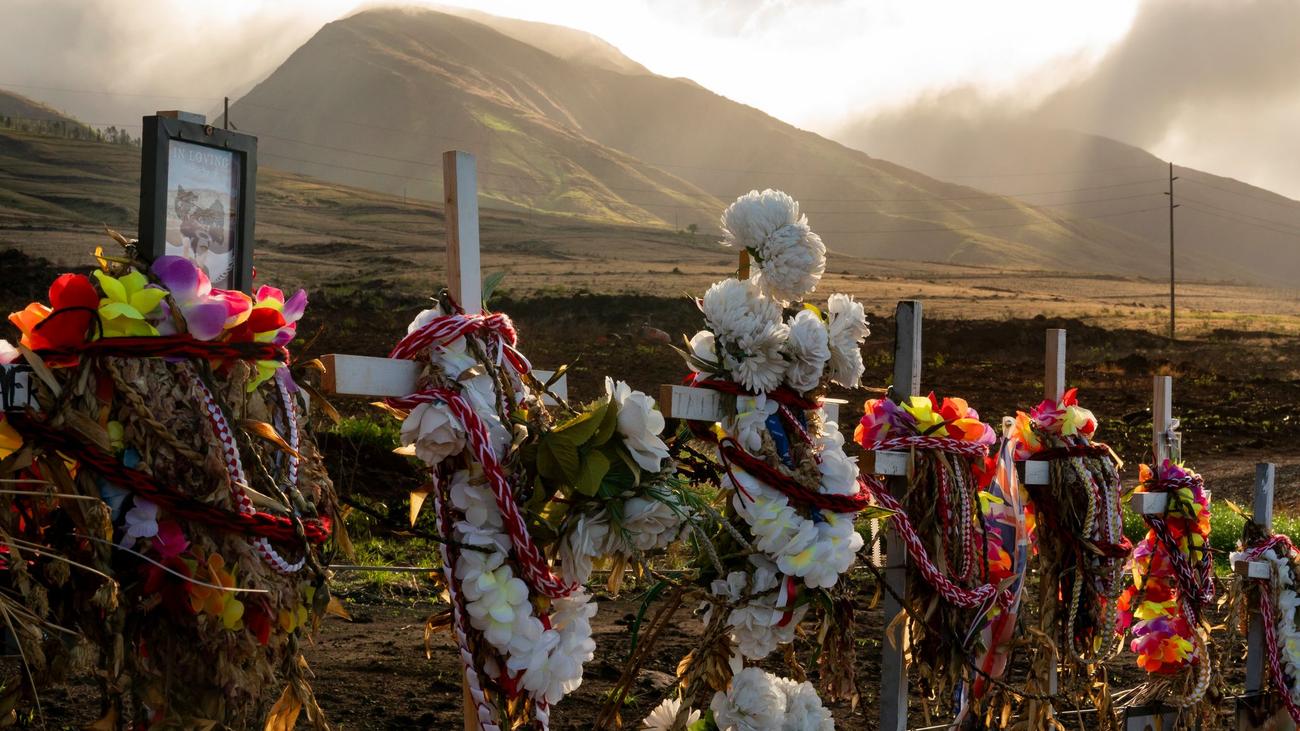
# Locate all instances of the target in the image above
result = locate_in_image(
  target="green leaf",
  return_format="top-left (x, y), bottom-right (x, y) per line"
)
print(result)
top-left (537, 439), bottom-right (561, 481)
top-left (687, 710), bottom-right (715, 731)
top-left (857, 505), bottom-right (897, 522)
top-left (482, 271), bottom-right (506, 303)
top-left (545, 435), bottom-right (581, 482)
top-left (554, 404), bottom-right (606, 447)
top-left (592, 398), bottom-right (619, 446)
top-left (627, 580), bottom-right (668, 659)
top-left (574, 450), bottom-right (611, 496)
top-left (615, 444), bottom-right (643, 486)
top-left (597, 451), bottom-right (637, 497)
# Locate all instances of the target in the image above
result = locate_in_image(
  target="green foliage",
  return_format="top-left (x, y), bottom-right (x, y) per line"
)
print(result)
top-left (1121, 501), bottom-right (1300, 575)
top-left (328, 415), bottom-right (401, 451)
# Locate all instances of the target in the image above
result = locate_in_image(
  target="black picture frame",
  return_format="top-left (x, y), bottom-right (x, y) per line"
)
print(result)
top-left (139, 114), bottom-right (257, 292)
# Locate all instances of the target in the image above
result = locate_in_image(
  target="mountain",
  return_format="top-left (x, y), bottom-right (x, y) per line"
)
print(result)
top-left (0, 89), bottom-right (78, 123)
top-left (224, 7), bottom-right (1202, 280)
top-left (836, 113), bottom-right (1300, 287)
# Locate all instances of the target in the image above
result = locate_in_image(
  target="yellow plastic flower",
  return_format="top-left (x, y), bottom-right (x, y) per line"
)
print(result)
top-left (93, 270), bottom-right (167, 338)
top-left (189, 553), bottom-right (245, 631)
top-left (0, 418), bottom-right (21, 460)
top-left (903, 396), bottom-right (944, 434)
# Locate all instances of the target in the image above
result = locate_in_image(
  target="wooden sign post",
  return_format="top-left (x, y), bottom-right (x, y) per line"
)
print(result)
top-left (875, 300), bottom-right (922, 731)
top-left (1124, 375), bottom-right (1188, 729)
top-left (1230, 464), bottom-right (1295, 730)
top-left (319, 151), bottom-right (562, 731)
top-left (1017, 329), bottom-right (1065, 709)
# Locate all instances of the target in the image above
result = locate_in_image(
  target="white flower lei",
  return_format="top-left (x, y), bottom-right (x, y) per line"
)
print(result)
top-left (398, 312), bottom-right (594, 712)
top-left (1258, 546), bottom-right (1300, 701)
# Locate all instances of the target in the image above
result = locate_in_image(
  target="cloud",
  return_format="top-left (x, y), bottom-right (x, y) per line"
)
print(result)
top-left (0, 0), bottom-right (354, 126)
top-left (837, 0), bottom-right (1300, 197)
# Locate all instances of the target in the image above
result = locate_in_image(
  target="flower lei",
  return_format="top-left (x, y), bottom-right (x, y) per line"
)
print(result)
top-left (1, 249), bottom-right (333, 725)
top-left (390, 297), bottom-right (685, 730)
top-left (682, 190), bottom-right (871, 658)
top-left (646, 190), bottom-right (867, 729)
top-left (1010, 388), bottom-right (1130, 666)
top-left (1117, 460), bottom-right (1214, 703)
top-left (645, 667), bottom-right (834, 731)
top-left (1237, 534), bottom-right (1300, 723)
top-left (854, 393), bottom-right (1026, 709)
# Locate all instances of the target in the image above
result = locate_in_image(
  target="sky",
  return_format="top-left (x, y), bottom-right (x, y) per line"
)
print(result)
top-left (3, 0), bottom-right (1298, 197)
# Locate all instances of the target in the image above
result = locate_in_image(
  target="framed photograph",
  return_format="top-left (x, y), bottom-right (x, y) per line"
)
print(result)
top-left (139, 114), bottom-right (256, 292)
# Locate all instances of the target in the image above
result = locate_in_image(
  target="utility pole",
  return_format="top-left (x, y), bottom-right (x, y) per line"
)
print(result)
top-left (1165, 161), bottom-right (1179, 339)
top-left (223, 97), bottom-right (230, 130)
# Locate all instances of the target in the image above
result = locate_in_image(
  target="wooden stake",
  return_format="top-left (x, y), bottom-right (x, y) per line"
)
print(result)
top-left (738, 249), bottom-right (750, 279)
top-left (444, 150), bottom-right (482, 314)
top-left (1152, 375), bottom-right (1175, 465)
top-left (1045, 328), bottom-right (1066, 402)
top-left (1245, 463), bottom-right (1275, 695)
top-left (880, 300), bottom-right (921, 731)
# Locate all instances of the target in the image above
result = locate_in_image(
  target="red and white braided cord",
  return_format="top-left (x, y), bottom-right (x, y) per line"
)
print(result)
top-left (1241, 535), bottom-right (1300, 723)
top-left (866, 480), bottom-right (1014, 610)
top-left (394, 389), bottom-right (575, 599)
top-left (190, 369), bottom-right (304, 574)
top-left (389, 312), bottom-right (531, 376)
top-left (433, 472), bottom-right (504, 731)
top-left (870, 435), bottom-right (986, 584)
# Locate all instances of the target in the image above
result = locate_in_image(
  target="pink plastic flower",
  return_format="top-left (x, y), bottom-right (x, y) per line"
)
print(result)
top-left (151, 256), bottom-right (252, 340)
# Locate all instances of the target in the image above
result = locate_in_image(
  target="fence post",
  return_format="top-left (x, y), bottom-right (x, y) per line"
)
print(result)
top-left (880, 300), bottom-right (922, 731)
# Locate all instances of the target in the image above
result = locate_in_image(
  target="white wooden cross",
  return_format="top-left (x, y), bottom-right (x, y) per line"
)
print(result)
top-left (658, 285), bottom-right (913, 729)
top-left (1129, 376), bottom-right (1182, 516)
top-left (1229, 463), bottom-right (1296, 730)
top-left (874, 299), bottom-right (922, 731)
top-left (1013, 328), bottom-right (1065, 706)
top-left (318, 150), bottom-right (562, 731)
top-left (319, 150), bottom-right (565, 401)
top-left (1019, 328), bottom-right (1066, 487)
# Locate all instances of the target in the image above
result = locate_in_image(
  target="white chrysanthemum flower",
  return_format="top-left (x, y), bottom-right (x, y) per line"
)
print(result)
top-left (702, 278), bottom-right (781, 339)
top-left (400, 402), bottom-right (466, 465)
top-left (781, 680), bottom-right (836, 731)
top-left (721, 189), bottom-right (826, 304)
top-left (725, 320), bottom-right (790, 394)
top-left (558, 509), bottom-right (610, 584)
top-left (642, 696), bottom-right (701, 730)
top-left (606, 377), bottom-right (671, 472)
top-left (826, 293), bottom-right (869, 388)
top-left (783, 309), bottom-right (830, 394)
top-left (701, 278), bottom-right (789, 393)
top-left (711, 667), bottom-right (789, 731)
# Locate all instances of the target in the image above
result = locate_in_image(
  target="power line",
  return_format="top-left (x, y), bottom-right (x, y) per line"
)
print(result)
top-left (0, 82), bottom-right (224, 102)
top-left (1179, 174), bottom-right (1300, 211)
top-left (1180, 203), bottom-right (1300, 239)
top-left (812, 204), bottom-right (1166, 235)
top-left (1178, 194), bottom-right (1300, 232)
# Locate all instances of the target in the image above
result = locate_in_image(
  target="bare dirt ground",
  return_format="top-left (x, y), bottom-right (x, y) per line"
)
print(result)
top-left (5, 225), bottom-right (1300, 728)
